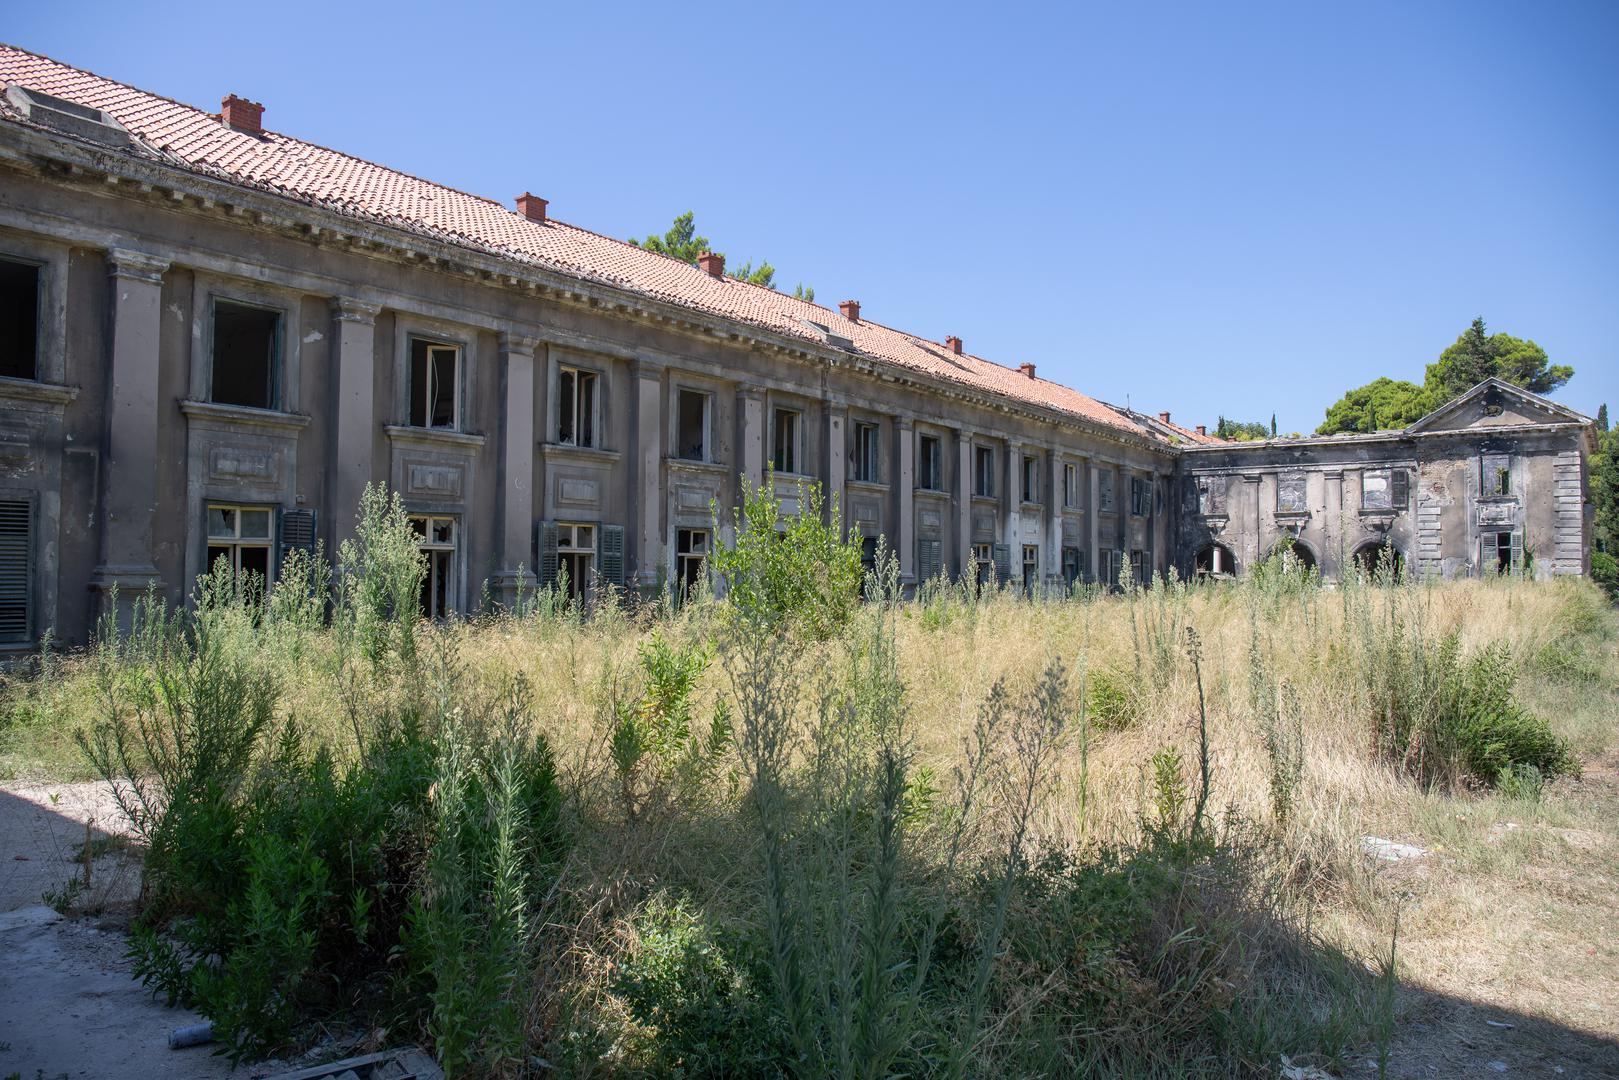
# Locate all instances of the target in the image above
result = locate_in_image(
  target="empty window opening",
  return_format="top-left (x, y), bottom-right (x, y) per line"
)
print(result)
top-left (1099, 471), bottom-right (1116, 512)
top-left (1272, 538), bottom-right (1316, 571)
top-left (860, 535), bottom-right (879, 578)
top-left (1193, 543), bottom-right (1236, 579)
top-left (410, 514), bottom-right (458, 619)
top-left (1352, 540), bottom-right (1404, 579)
top-left (772, 408), bottom-right (800, 474)
top-left (852, 421), bottom-right (879, 483)
top-left (410, 339), bottom-right (460, 429)
top-left (1022, 457), bottom-right (1039, 504)
top-left (1130, 549), bottom-right (1147, 583)
top-left (1022, 544), bottom-right (1039, 593)
top-left (1130, 476), bottom-right (1150, 517)
top-left (1062, 545), bottom-right (1083, 588)
top-left (676, 527), bottom-right (709, 597)
top-left (558, 366), bottom-right (597, 447)
top-left (973, 446), bottom-right (995, 497)
top-left (1196, 476), bottom-right (1226, 516)
top-left (0, 499), bottom-right (33, 643)
top-left (1063, 463), bottom-right (1078, 508)
top-left (0, 259), bottom-right (40, 381)
top-left (1483, 454), bottom-right (1511, 497)
top-left (918, 435), bottom-right (942, 491)
top-left (557, 522), bottom-right (596, 600)
top-left (206, 503), bottom-right (273, 586)
top-left (972, 542), bottom-right (993, 588)
top-left (676, 389), bottom-right (709, 461)
top-left (1277, 474), bottom-right (1307, 514)
top-left (211, 299), bottom-right (281, 409)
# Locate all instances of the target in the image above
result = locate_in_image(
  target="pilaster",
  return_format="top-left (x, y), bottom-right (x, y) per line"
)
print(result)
top-left (738, 386), bottom-right (764, 495)
top-left (826, 401), bottom-right (848, 534)
top-left (957, 432), bottom-right (973, 577)
top-left (1088, 461), bottom-right (1101, 582)
top-left (330, 297), bottom-right (380, 551)
top-left (634, 358), bottom-right (665, 590)
top-left (896, 417), bottom-right (915, 584)
top-left (495, 333), bottom-right (538, 599)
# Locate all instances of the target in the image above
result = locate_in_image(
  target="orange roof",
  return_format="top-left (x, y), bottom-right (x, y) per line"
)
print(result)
top-left (0, 43), bottom-right (1159, 442)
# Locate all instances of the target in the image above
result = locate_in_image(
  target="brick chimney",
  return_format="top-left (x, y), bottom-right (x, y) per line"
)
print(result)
top-left (1195, 425), bottom-right (1207, 436)
top-left (1019, 362), bottom-right (1036, 379)
top-left (697, 251), bottom-right (725, 278)
top-left (945, 335), bottom-right (962, 355)
top-left (221, 94), bottom-right (264, 134)
top-left (515, 193), bottom-right (548, 224)
top-left (1159, 411), bottom-right (1171, 424)
top-left (839, 299), bottom-right (860, 322)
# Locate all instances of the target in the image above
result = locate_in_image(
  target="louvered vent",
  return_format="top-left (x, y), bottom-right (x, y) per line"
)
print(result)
top-left (0, 500), bottom-right (31, 643)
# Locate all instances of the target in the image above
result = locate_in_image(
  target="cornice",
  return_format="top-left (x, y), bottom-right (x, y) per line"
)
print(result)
top-left (0, 376), bottom-right (77, 407)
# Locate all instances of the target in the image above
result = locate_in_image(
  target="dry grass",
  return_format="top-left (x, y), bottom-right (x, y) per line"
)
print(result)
top-left (3, 574), bottom-right (1616, 1075)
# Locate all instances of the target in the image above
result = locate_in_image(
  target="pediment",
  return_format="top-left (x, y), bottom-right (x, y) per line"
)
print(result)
top-left (1406, 379), bottom-right (1586, 434)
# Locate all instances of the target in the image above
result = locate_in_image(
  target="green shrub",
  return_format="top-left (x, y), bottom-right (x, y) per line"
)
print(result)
top-left (1449, 646), bottom-right (1576, 784)
top-left (337, 483), bottom-right (426, 667)
top-left (1087, 668), bottom-right (1139, 731)
top-left (1591, 550), bottom-right (1619, 602)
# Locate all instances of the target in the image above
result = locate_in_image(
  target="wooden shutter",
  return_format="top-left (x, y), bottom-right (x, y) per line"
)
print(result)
top-left (600, 524), bottom-right (626, 587)
top-left (536, 521), bottom-right (559, 588)
top-left (0, 500), bottom-right (30, 643)
top-left (917, 538), bottom-right (941, 582)
top-left (1392, 469), bottom-right (1409, 510)
top-left (277, 508), bottom-right (317, 573)
top-left (1510, 529), bottom-right (1524, 574)
top-left (992, 543), bottom-right (1011, 583)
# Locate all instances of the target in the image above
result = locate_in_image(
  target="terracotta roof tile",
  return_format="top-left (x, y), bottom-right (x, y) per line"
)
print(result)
top-left (0, 44), bottom-right (1159, 441)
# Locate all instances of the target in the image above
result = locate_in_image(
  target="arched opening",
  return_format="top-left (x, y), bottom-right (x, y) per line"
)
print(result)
top-left (1352, 539), bottom-right (1404, 579)
top-left (1193, 543), bottom-right (1238, 579)
top-left (1271, 537), bottom-right (1317, 572)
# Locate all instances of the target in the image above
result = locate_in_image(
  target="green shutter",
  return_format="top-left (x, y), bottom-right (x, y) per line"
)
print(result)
top-left (0, 500), bottom-right (30, 643)
top-left (992, 543), bottom-right (1011, 583)
top-left (917, 538), bottom-right (941, 582)
top-left (537, 521), bottom-right (559, 588)
top-left (277, 508), bottom-right (317, 575)
top-left (601, 524), bottom-right (626, 587)
top-left (1510, 529), bottom-right (1524, 575)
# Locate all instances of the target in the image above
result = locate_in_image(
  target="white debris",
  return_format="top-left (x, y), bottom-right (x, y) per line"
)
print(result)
top-left (1279, 1054), bottom-right (1336, 1079)
top-left (1362, 836), bottom-right (1428, 862)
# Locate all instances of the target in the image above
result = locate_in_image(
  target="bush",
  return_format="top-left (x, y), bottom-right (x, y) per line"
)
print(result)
top-left (1087, 668), bottom-right (1139, 731)
top-left (1592, 550), bottom-right (1619, 602)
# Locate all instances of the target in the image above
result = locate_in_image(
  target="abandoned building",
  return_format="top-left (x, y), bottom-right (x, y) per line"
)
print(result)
top-left (0, 44), bottom-right (1598, 650)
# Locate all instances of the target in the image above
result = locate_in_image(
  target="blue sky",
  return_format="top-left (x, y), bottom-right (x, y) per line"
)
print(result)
top-left (10, 0), bottom-right (1616, 432)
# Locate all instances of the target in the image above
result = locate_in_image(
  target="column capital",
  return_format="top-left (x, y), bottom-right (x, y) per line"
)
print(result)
top-left (500, 331), bottom-right (540, 357)
top-left (631, 356), bottom-right (665, 380)
top-left (894, 415), bottom-right (914, 433)
top-left (107, 248), bottom-right (169, 284)
top-left (737, 384), bottom-right (766, 403)
top-left (333, 297), bottom-right (382, 324)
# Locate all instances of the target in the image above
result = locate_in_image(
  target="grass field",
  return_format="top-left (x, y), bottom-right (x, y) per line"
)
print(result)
top-left (2, 522), bottom-right (1615, 1076)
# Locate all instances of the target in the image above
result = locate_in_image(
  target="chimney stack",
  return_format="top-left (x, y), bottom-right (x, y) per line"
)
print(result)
top-left (516, 192), bottom-right (548, 224)
top-left (1159, 411), bottom-right (1171, 424)
top-left (221, 94), bottom-right (264, 135)
top-left (1019, 362), bottom-right (1036, 379)
top-left (1195, 425), bottom-right (1207, 437)
top-left (697, 251), bottom-right (725, 278)
top-left (839, 299), bottom-right (860, 322)
top-left (945, 335), bottom-right (962, 355)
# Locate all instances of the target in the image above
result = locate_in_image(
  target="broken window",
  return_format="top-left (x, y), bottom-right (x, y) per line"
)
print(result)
top-left (206, 503), bottom-right (273, 586)
top-left (972, 542), bottom-right (993, 588)
top-left (1022, 456), bottom-right (1039, 504)
top-left (1063, 463), bottom-right (1078, 508)
top-left (410, 339), bottom-right (460, 430)
top-left (1482, 454), bottom-right (1511, 497)
top-left (1361, 469), bottom-right (1392, 510)
top-left (410, 514), bottom-right (458, 619)
top-left (676, 527), bottom-right (708, 597)
top-left (556, 522), bottom-right (596, 600)
top-left (0, 258), bottom-right (41, 381)
top-left (772, 408), bottom-right (800, 473)
top-left (918, 434), bottom-right (942, 491)
top-left (1130, 549), bottom-right (1147, 583)
top-left (1099, 470), bottom-right (1116, 512)
top-left (676, 388), bottom-right (709, 461)
top-left (1196, 477), bottom-right (1226, 516)
top-left (852, 421), bottom-right (879, 482)
top-left (1062, 546), bottom-right (1082, 587)
top-left (1482, 530), bottom-right (1522, 576)
top-left (1130, 477), bottom-right (1150, 517)
top-left (1021, 544), bottom-right (1040, 593)
top-left (0, 499), bottom-right (32, 643)
top-left (974, 445), bottom-right (995, 497)
top-left (558, 365), bottom-right (597, 447)
top-left (211, 299), bottom-right (281, 410)
top-left (1277, 473), bottom-right (1307, 513)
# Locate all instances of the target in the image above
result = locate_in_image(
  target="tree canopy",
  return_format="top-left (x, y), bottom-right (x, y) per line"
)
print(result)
top-left (630, 211), bottom-right (808, 293)
top-left (1214, 416), bottom-right (1271, 441)
top-left (1316, 318), bottom-right (1574, 435)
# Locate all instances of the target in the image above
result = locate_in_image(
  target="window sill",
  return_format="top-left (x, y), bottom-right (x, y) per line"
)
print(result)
top-left (667, 457), bottom-right (729, 477)
top-left (847, 479), bottom-right (889, 495)
top-left (0, 376), bottom-right (77, 407)
top-left (541, 441), bottom-right (621, 464)
top-left (971, 494), bottom-right (998, 505)
top-left (181, 399), bottom-right (311, 433)
top-left (914, 486), bottom-right (949, 500)
top-left (386, 424), bottom-right (486, 450)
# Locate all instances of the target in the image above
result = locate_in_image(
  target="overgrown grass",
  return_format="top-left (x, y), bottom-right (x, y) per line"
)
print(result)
top-left (3, 483), bottom-right (1617, 1076)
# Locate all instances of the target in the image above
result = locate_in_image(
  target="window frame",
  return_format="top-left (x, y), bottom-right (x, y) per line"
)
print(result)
top-left (1063, 463), bottom-right (1078, 509)
top-left (1098, 470), bottom-right (1116, 513)
top-left (207, 296), bottom-right (284, 411)
top-left (0, 255), bottom-right (44, 384)
top-left (676, 527), bottom-right (709, 595)
top-left (1129, 476), bottom-right (1150, 517)
top-left (917, 434), bottom-right (942, 491)
top-left (557, 364), bottom-right (600, 448)
top-left (409, 513), bottom-right (459, 620)
top-left (1482, 454), bottom-right (1512, 497)
top-left (772, 406), bottom-right (802, 475)
top-left (674, 386), bottom-right (712, 462)
top-left (973, 445), bottom-right (996, 498)
top-left (409, 337), bottom-right (463, 431)
top-left (851, 420), bottom-right (881, 483)
top-left (556, 521), bottom-right (597, 599)
top-left (1022, 455), bottom-right (1040, 505)
top-left (204, 502), bottom-right (276, 585)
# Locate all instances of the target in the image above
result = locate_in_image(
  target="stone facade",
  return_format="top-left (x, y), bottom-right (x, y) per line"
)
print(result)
top-left (0, 58), bottom-right (1596, 650)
